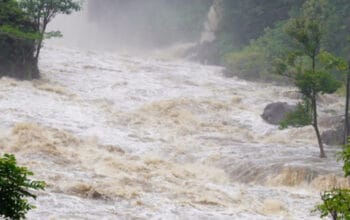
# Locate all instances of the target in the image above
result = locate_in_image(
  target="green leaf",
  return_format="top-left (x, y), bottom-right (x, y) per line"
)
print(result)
top-left (44, 30), bottom-right (63, 39)
top-left (0, 154), bottom-right (45, 219)
top-left (280, 99), bottom-right (312, 129)
top-left (315, 189), bottom-right (350, 220)
top-left (0, 25), bottom-right (40, 40)
top-left (318, 51), bottom-right (348, 71)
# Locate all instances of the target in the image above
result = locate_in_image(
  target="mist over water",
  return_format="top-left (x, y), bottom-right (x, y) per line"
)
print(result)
top-left (48, 0), bottom-right (211, 52)
top-left (1, 1), bottom-right (348, 219)
top-left (47, 4), bottom-right (104, 50)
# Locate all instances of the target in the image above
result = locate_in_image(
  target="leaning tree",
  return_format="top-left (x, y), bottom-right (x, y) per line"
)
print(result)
top-left (0, 0), bottom-right (80, 80)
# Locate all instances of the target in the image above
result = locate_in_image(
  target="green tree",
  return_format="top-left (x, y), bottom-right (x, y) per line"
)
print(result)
top-left (340, 143), bottom-right (350, 177)
top-left (0, 0), bottom-right (39, 79)
top-left (346, 61), bottom-right (350, 144)
top-left (219, 0), bottom-right (305, 52)
top-left (19, 0), bottom-right (81, 63)
top-left (222, 0), bottom-right (350, 82)
top-left (317, 51), bottom-right (349, 145)
top-left (316, 189), bottom-right (350, 220)
top-left (344, 39), bottom-right (350, 144)
top-left (0, 154), bottom-right (45, 220)
top-left (0, 0), bottom-right (80, 79)
top-left (280, 99), bottom-right (312, 129)
top-left (283, 17), bottom-right (340, 158)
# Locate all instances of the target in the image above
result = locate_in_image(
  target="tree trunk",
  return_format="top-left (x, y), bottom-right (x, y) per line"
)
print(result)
top-left (312, 54), bottom-right (316, 73)
top-left (331, 210), bottom-right (338, 220)
top-left (34, 21), bottom-right (48, 65)
top-left (34, 35), bottom-right (43, 64)
top-left (312, 94), bottom-right (326, 158)
top-left (345, 63), bottom-right (350, 145)
top-left (310, 56), bottom-right (325, 157)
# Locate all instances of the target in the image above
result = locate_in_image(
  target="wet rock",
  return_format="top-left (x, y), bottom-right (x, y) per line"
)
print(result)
top-left (320, 116), bottom-right (347, 146)
top-left (321, 129), bottom-right (344, 146)
top-left (90, 190), bottom-right (104, 200)
top-left (318, 116), bottom-right (343, 128)
top-left (318, 94), bottom-right (339, 104)
top-left (261, 102), bottom-right (296, 125)
top-left (188, 0), bottom-right (223, 66)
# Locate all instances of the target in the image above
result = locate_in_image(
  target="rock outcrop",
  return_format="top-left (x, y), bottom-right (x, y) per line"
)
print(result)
top-left (320, 116), bottom-right (346, 146)
top-left (189, 0), bottom-right (223, 65)
top-left (262, 102), bottom-right (296, 125)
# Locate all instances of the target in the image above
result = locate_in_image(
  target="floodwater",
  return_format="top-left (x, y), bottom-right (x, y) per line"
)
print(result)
top-left (0, 45), bottom-right (347, 219)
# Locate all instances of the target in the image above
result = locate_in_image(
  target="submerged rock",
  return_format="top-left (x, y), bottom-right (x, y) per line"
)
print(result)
top-left (319, 115), bottom-right (349, 146)
top-left (262, 102), bottom-right (296, 125)
top-left (322, 129), bottom-right (344, 146)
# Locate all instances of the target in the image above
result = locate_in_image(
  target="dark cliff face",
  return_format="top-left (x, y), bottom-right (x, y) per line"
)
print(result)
top-left (0, 0), bottom-right (39, 79)
top-left (86, 0), bottom-right (212, 48)
top-left (0, 36), bottom-right (39, 79)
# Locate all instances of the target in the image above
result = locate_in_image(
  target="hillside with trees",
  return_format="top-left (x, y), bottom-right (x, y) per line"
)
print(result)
top-left (217, 0), bottom-right (350, 81)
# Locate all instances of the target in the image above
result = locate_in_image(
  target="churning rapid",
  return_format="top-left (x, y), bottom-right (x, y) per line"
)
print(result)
top-left (0, 44), bottom-right (347, 219)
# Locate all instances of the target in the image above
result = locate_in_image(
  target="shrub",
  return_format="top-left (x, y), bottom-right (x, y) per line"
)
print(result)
top-left (224, 49), bottom-right (267, 80)
top-left (315, 189), bottom-right (350, 220)
top-left (280, 100), bottom-right (312, 129)
top-left (0, 154), bottom-right (45, 220)
top-left (223, 22), bottom-right (296, 84)
top-left (314, 142), bottom-right (350, 219)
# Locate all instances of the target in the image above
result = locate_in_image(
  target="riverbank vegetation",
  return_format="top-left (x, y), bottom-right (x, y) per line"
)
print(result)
top-left (315, 143), bottom-right (350, 219)
top-left (210, 0), bottom-right (350, 158)
top-left (220, 0), bottom-right (350, 82)
top-left (0, 154), bottom-right (45, 220)
top-left (0, 0), bottom-right (80, 79)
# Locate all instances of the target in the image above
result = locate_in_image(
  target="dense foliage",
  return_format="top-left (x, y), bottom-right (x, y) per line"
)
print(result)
top-left (316, 189), bottom-right (350, 220)
top-left (0, 154), bottom-right (45, 220)
top-left (340, 145), bottom-right (350, 177)
top-left (277, 14), bottom-right (341, 157)
top-left (19, 0), bottom-right (80, 61)
top-left (280, 101), bottom-right (312, 129)
top-left (218, 0), bottom-right (304, 54)
top-left (222, 0), bottom-right (350, 81)
top-left (0, 0), bottom-right (39, 79)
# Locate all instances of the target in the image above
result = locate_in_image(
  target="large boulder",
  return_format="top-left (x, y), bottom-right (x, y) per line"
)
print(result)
top-left (262, 102), bottom-right (296, 125)
top-left (321, 129), bottom-right (344, 146)
top-left (321, 117), bottom-right (347, 146)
